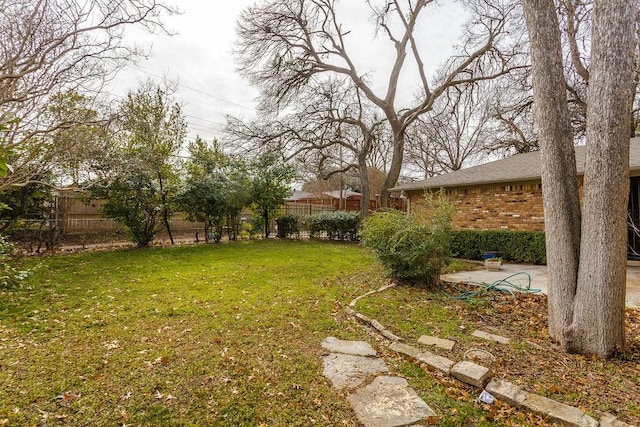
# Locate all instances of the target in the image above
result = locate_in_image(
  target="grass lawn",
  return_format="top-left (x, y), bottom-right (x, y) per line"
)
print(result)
top-left (1, 240), bottom-right (569, 426)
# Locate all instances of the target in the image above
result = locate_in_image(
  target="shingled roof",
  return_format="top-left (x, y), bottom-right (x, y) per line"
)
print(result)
top-left (392, 137), bottom-right (640, 192)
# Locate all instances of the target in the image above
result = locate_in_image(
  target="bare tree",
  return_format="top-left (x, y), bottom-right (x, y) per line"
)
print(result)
top-left (405, 84), bottom-right (492, 178)
top-left (0, 0), bottom-right (178, 191)
top-left (485, 1), bottom-right (638, 156)
top-left (235, 0), bottom-right (525, 206)
top-left (524, 0), bottom-right (636, 357)
top-left (483, 70), bottom-right (538, 155)
top-left (227, 77), bottom-right (386, 217)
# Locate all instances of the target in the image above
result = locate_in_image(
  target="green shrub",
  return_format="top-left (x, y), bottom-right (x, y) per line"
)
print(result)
top-left (361, 193), bottom-right (453, 286)
top-left (304, 211), bottom-right (360, 241)
top-left (0, 235), bottom-right (34, 288)
top-left (450, 230), bottom-right (546, 264)
top-left (276, 214), bottom-right (300, 238)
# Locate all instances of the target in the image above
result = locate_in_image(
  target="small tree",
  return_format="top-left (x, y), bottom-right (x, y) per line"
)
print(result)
top-left (119, 82), bottom-right (186, 244)
top-left (89, 82), bottom-right (186, 246)
top-left (177, 138), bottom-right (250, 243)
top-left (249, 152), bottom-right (296, 238)
top-left (92, 168), bottom-right (161, 246)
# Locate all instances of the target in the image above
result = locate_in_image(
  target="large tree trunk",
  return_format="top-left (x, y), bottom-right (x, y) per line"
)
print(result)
top-left (566, 0), bottom-right (635, 357)
top-left (379, 127), bottom-right (405, 208)
top-left (357, 152), bottom-right (370, 218)
top-left (522, 0), bottom-right (582, 341)
top-left (524, 0), bottom-right (635, 357)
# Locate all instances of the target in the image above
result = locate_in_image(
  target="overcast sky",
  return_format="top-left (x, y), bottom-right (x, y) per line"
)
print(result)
top-left (110, 1), bottom-right (469, 145)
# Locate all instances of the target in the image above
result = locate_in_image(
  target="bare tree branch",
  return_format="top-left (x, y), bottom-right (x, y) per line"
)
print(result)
top-left (235, 0), bottom-right (524, 205)
top-left (0, 0), bottom-right (179, 191)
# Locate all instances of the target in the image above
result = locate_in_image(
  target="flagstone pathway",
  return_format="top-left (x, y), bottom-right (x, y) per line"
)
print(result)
top-left (321, 337), bottom-right (436, 427)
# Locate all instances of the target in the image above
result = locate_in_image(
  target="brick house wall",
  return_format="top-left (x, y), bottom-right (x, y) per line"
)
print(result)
top-left (408, 179), bottom-right (568, 231)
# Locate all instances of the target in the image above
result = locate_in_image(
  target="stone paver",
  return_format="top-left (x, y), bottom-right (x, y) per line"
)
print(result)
top-left (417, 335), bottom-right (456, 350)
top-left (472, 330), bottom-right (511, 344)
top-left (485, 378), bottom-right (527, 408)
top-left (416, 351), bottom-right (455, 374)
top-left (347, 376), bottom-right (436, 427)
top-left (599, 413), bottom-right (635, 427)
top-left (371, 319), bottom-right (386, 332)
top-left (389, 342), bottom-right (421, 359)
top-left (521, 393), bottom-right (598, 427)
top-left (389, 342), bottom-right (455, 374)
top-left (349, 283), bottom-right (397, 307)
top-left (322, 353), bottom-right (389, 390)
top-left (356, 313), bottom-right (372, 323)
top-left (381, 329), bottom-right (403, 341)
top-left (322, 337), bottom-right (377, 357)
top-left (450, 361), bottom-right (492, 388)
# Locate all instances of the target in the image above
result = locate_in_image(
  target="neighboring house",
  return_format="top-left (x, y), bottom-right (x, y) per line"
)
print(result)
top-left (391, 138), bottom-right (640, 258)
top-left (286, 189), bottom-right (374, 212)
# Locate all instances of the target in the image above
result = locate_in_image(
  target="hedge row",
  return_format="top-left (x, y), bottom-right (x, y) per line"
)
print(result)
top-left (450, 230), bottom-right (546, 264)
top-left (275, 214), bottom-right (300, 238)
top-left (306, 211), bottom-right (360, 241)
top-left (275, 211), bottom-right (361, 241)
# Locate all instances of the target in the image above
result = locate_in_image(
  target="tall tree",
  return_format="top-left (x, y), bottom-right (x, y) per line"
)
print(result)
top-left (235, 0), bottom-right (524, 205)
top-left (405, 85), bottom-right (491, 178)
top-left (46, 90), bottom-right (109, 187)
top-left (227, 78), bottom-right (385, 217)
top-left (523, 0), bottom-right (635, 357)
top-left (0, 0), bottom-right (177, 191)
top-left (118, 82), bottom-right (186, 244)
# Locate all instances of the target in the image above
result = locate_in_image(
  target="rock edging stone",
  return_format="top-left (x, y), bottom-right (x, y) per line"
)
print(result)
top-left (344, 287), bottom-right (636, 426)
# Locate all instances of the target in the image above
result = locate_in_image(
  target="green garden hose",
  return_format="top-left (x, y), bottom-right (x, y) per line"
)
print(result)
top-left (448, 272), bottom-right (542, 301)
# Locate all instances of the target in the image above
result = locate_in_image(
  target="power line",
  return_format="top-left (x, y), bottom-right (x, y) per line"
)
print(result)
top-left (127, 65), bottom-right (255, 112)
top-left (98, 90), bottom-right (228, 137)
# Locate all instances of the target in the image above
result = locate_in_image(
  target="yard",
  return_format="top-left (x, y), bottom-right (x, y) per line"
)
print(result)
top-left (0, 240), bottom-right (638, 426)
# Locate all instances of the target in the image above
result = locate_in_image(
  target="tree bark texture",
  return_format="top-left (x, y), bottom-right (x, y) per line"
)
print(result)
top-left (357, 152), bottom-right (371, 219)
top-left (522, 0), bottom-right (582, 341)
top-left (524, 0), bottom-right (635, 357)
top-left (380, 126), bottom-right (406, 207)
top-left (568, 0), bottom-right (635, 357)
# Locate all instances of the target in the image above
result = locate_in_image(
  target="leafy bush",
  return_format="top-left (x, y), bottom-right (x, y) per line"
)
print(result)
top-left (276, 214), bottom-right (300, 238)
top-left (305, 211), bottom-right (360, 241)
top-left (90, 172), bottom-right (161, 246)
top-left (361, 193), bottom-right (453, 285)
top-left (0, 235), bottom-right (33, 288)
top-left (450, 230), bottom-right (546, 264)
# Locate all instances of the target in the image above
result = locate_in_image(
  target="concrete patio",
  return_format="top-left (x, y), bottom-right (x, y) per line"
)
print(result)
top-left (442, 262), bottom-right (640, 308)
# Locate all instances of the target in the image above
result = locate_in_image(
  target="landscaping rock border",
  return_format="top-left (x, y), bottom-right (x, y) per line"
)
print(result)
top-left (345, 284), bottom-right (636, 427)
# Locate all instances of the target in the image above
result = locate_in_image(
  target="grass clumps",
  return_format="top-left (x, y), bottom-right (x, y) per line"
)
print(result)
top-left (0, 240), bottom-right (382, 426)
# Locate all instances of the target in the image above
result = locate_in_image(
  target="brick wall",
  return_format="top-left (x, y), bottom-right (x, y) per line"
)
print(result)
top-left (408, 180), bottom-right (547, 231)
